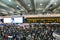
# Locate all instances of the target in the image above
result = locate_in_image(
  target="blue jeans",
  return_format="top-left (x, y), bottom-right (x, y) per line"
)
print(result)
top-left (8, 38), bottom-right (13, 40)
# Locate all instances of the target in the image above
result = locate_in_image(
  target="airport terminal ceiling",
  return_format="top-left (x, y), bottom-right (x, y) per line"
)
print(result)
top-left (0, 0), bottom-right (60, 16)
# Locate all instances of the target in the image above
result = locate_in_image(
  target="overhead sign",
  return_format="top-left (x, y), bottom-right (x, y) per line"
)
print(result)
top-left (25, 17), bottom-right (60, 23)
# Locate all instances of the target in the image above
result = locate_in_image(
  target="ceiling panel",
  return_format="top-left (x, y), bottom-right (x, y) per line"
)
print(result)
top-left (23, 0), bottom-right (33, 10)
top-left (0, 0), bottom-right (26, 15)
top-left (35, 0), bottom-right (50, 10)
top-left (1, 0), bottom-right (19, 9)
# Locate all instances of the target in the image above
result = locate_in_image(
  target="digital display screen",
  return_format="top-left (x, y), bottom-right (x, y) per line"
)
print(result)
top-left (25, 17), bottom-right (60, 23)
top-left (13, 17), bottom-right (23, 23)
top-left (4, 17), bottom-right (23, 23)
top-left (4, 18), bottom-right (11, 23)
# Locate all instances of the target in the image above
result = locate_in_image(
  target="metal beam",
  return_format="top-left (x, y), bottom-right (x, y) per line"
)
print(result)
top-left (43, 0), bottom-right (58, 12)
top-left (30, 0), bottom-right (35, 12)
top-left (17, 0), bottom-right (29, 11)
top-left (48, 5), bottom-right (59, 11)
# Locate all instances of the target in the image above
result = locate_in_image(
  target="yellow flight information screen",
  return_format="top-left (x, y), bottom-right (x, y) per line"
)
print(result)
top-left (25, 17), bottom-right (60, 23)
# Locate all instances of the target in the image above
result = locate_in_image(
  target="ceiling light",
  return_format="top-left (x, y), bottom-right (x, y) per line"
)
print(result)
top-left (40, 3), bottom-right (43, 6)
top-left (38, 8), bottom-right (43, 10)
top-left (21, 9), bottom-right (23, 11)
top-left (9, 0), bottom-right (11, 2)
top-left (9, 11), bottom-right (13, 13)
top-left (28, 4), bottom-right (30, 6)
top-left (17, 6), bottom-right (19, 7)
top-left (54, 3), bottom-right (57, 5)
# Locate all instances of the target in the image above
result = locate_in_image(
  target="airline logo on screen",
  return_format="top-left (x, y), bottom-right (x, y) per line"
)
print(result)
top-left (11, 18), bottom-right (14, 23)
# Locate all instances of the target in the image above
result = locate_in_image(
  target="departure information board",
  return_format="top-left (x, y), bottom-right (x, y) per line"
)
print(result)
top-left (25, 17), bottom-right (60, 23)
